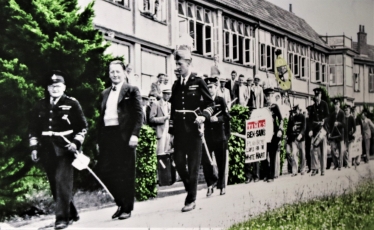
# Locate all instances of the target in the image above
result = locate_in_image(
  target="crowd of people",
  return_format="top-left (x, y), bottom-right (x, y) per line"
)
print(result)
top-left (28, 44), bottom-right (374, 229)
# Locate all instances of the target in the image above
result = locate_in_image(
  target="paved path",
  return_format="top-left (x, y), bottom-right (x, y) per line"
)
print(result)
top-left (13, 162), bottom-right (374, 230)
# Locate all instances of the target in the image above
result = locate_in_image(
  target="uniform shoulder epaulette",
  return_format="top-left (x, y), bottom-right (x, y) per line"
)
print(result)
top-left (66, 96), bottom-right (77, 101)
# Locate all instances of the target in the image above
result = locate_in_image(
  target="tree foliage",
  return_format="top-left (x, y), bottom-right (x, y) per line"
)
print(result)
top-left (0, 0), bottom-right (111, 218)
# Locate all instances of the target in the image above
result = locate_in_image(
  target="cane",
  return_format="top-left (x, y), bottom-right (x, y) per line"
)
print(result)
top-left (60, 135), bottom-right (115, 200)
top-left (175, 108), bottom-right (214, 165)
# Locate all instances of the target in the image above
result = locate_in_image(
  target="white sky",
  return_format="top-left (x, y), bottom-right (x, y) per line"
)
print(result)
top-left (266, 0), bottom-right (374, 45)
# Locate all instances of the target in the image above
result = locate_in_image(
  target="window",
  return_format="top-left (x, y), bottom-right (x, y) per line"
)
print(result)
top-left (288, 41), bottom-right (307, 78)
top-left (259, 30), bottom-right (284, 71)
top-left (140, 0), bottom-right (167, 22)
top-left (369, 67), bottom-right (374, 93)
top-left (223, 16), bottom-right (255, 65)
top-left (354, 65), bottom-right (360, 92)
top-left (111, 0), bottom-right (130, 7)
top-left (310, 49), bottom-right (327, 83)
top-left (345, 56), bottom-right (353, 87)
top-left (178, 1), bottom-right (212, 57)
top-left (329, 54), bottom-right (343, 85)
top-left (141, 50), bottom-right (167, 93)
top-left (105, 41), bottom-right (130, 64)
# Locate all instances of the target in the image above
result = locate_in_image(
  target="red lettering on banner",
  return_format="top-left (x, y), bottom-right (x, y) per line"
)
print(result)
top-left (247, 120), bottom-right (266, 130)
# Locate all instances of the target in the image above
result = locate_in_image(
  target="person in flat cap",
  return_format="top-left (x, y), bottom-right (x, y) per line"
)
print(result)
top-left (327, 97), bottom-right (346, 170)
top-left (149, 88), bottom-right (172, 158)
top-left (359, 107), bottom-right (374, 163)
top-left (169, 43), bottom-right (214, 212)
top-left (253, 75), bottom-right (264, 109)
top-left (309, 87), bottom-right (329, 176)
top-left (216, 76), bottom-right (231, 108)
top-left (262, 87), bottom-right (283, 182)
top-left (29, 70), bottom-right (88, 229)
top-left (287, 104), bottom-right (306, 176)
top-left (343, 104), bottom-right (357, 167)
top-left (202, 77), bottom-right (230, 196)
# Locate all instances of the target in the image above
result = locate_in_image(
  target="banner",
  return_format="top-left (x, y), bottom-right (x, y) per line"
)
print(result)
top-left (245, 119), bottom-right (267, 163)
top-left (349, 125), bottom-right (362, 159)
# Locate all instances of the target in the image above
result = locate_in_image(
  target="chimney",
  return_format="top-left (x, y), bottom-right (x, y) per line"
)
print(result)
top-left (289, 4), bottom-right (292, 13)
top-left (357, 25), bottom-right (368, 56)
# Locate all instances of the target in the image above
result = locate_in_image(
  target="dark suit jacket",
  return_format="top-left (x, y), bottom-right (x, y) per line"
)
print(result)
top-left (328, 109), bottom-right (345, 142)
top-left (169, 73), bottom-right (213, 136)
top-left (225, 80), bottom-right (239, 103)
top-left (205, 96), bottom-right (231, 143)
top-left (99, 83), bottom-right (143, 143)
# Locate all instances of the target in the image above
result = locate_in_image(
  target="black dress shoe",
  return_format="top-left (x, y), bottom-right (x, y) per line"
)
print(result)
top-left (68, 215), bottom-right (80, 225)
top-left (307, 169), bottom-right (312, 173)
top-left (206, 187), bottom-right (214, 197)
top-left (220, 188), bottom-right (226, 195)
top-left (118, 212), bottom-right (131, 220)
top-left (254, 178), bottom-right (260, 182)
top-left (112, 206), bottom-right (122, 219)
top-left (291, 174), bottom-right (297, 177)
top-left (55, 222), bottom-right (68, 229)
top-left (181, 202), bottom-right (196, 212)
top-left (267, 179), bottom-right (274, 183)
top-left (245, 178), bottom-right (252, 184)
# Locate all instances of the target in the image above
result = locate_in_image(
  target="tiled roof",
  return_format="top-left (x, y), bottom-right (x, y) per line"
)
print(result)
top-left (352, 42), bottom-right (374, 62)
top-left (213, 0), bottom-right (329, 48)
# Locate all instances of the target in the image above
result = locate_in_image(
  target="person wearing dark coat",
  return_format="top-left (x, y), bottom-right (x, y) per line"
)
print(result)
top-left (97, 60), bottom-right (143, 220)
top-left (343, 105), bottom-right (356, 167)
top-left (29, 71), bottom-right (88, 229)
top-left (225, 70), bottom-right (239, 104)
top-left (202, 77), bottom-right (230, 197)
top-left (328, 98), bottom-right (346, 170)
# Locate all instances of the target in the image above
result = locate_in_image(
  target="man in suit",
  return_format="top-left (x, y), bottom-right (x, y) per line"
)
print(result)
top-left (146, 93), bottom-right (157, 128)
top-left (309, 88), bottom-right (329, 176)
top-left (169, 45), bottom-right (213, 212)
top-left (149, 89), bottom-right (172, 155)
top-left (328, 98), bottom-right (346, 170)
top-left (343, 105), bottom-right (356, 168)
top-left (150, 73), bottom-right (165, 100)
top-left (253, 75), bottom-right (264, 109)
top-left (202, 77), bottom-right (230, 197)
top-left (237, 75), bottom-right (249, 106)
top-left (246, 76), bottom-right (256, 109)
top-left (359, 108), bottom-right (374, 163)
top-left (141, 94), bottom-right (149, 125)
top-left (225, 70), bottom-right (239, 103)
top-left (29, 71), bottom-right (87, 229)
top-left (97, 60), bottom-right (143, 220)
top-left (217, 77), bottom-right (232, 108)
top-left (287, 105), bottom-right (306, 176)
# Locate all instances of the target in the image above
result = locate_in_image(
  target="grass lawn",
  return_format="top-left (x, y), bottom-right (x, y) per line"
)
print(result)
top-left (230, 178), bottom-right (374, 230)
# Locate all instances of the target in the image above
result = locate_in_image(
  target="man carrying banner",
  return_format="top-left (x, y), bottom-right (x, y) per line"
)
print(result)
top-left (287, 105), bottom-right (306, 176)
top-left (309, 88), bottom-right (329, 176)
top-left (262, 88), bottom-right (283, 182)
top-left (169, 44), bottom-right (213, 212)
top-left (343, 105), bottom-right (356, 168)
top-left (328, 98), bottom-right (346, 170)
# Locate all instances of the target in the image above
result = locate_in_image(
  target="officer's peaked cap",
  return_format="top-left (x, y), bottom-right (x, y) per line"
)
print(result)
top-left (46, 70), bottom-right (66, 85)
top-left (204, 77), bottom-right (218, 87)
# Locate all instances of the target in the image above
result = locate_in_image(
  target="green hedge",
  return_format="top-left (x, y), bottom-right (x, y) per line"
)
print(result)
top-left (135, 125), bottom-right (158, 201)
top-left (280, 118), bottom-right (288, 174)
top-left (228, 105), bottom-right (250, 185)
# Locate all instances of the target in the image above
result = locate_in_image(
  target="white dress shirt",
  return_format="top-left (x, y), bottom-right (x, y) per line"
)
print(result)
top-left (104, 81), bottom-right (124, 126)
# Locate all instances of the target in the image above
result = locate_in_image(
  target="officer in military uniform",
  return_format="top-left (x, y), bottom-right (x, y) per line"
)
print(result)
top-left (328, 98), bottom-right (346, 170)
top-left (262, 88), bottom-right (283, 183)
top-left (29, 71), bottom-right (88, 229)
top-left (309, 88), bottom-right (329, 176)
top-left (287, 105), bottom-right (306, 176)
top-left (169, 45), bottom-right (214, 212)
top-left (202, 77), bottom-right (230, 197)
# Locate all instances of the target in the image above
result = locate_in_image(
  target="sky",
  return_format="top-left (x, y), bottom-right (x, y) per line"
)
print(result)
top-left (266, 0), bottom-right (374, 45)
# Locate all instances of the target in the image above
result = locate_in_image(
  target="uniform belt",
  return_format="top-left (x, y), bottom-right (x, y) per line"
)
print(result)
top-left (41, 130), bottom-right (73, 136)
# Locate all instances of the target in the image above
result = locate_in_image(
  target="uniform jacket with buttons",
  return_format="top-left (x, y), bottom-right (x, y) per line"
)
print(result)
top-left (309, 100), bottom-right (329, 137)
top-left (169, 73), bottom-right (214, 136)
top-left (99, 83), bottom-right (143, 143)
top-left (287, 112), bottom-right (306, 142)
top-left (205, 96), bottom-right (231, 143)
top-left (29, 94), bottom-right (88, 156)
top-left (328, 109), bottom-right (345, 142)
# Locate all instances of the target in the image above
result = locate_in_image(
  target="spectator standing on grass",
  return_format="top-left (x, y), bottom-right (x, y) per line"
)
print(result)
top-left (29, 71), bottom-right (88, 229)
top-left (309, 88), bottom-right (329, 176)
top-left (96, 60), bottom-right (143, 221)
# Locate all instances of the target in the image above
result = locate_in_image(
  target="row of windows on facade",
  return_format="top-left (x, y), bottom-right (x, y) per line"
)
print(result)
top-left (106, 0), bottom-right (374, 92)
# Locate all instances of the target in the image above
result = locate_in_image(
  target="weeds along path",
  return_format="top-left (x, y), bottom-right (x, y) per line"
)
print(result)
top-left (17, 162), bottom-right (374, 229)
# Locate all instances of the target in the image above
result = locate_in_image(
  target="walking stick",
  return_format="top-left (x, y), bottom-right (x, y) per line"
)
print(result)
top-left (175, 108), bottom-right (214, 165)
top-left (60, 135), bottom-right (115, 200)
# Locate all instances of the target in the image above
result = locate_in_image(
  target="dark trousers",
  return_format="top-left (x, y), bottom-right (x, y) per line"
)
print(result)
top-left (263, 136), bottom-right (280, 180)
top-left (98, 126), bottom-right (136, 213)
top-left (245, 162), bottom-right (260, 180)
top-left (305, 136), bottom-right (311, 171)
top-left (202, 140), bottom-right (227, 189)
top-left (174, 132), bottom-right (202, 205)
top-left (40, 145), bottom-right (76, 224)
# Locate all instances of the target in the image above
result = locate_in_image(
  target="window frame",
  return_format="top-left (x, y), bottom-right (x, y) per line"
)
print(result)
top-left (369, 67), bottom-right (374, 93)
top-left (140, 0), bottom-right (167, 23)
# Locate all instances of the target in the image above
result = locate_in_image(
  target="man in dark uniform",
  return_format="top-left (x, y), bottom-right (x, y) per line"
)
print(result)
top-left (262, 88), bottom-right (283, 183)
top-left (328, 98), bottom-right (346, 170)
top-left (287, 105), bottom-right (306, 176)
top-left (169, 45), bottom-right (213, 212)
top-left (343, 105), bottom-right (356, 167)
top-left (305, 105), bottom-right (313, 173)
top-left (29, 71), bottom-right (88, 229)
top-left (202, 77), bottom-right (230, 197)
top-left (309, 88), bottom-right (329, 176)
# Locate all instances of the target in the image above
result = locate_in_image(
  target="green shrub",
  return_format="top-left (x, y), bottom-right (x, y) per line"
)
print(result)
top-left (279, 118), bottom-right (288, 174)
top-left (135, 125), bottom-right (158, 201)
top-left (228, 105), bottom-right (250, 185)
